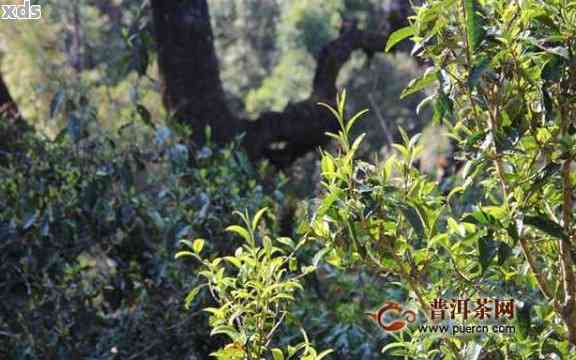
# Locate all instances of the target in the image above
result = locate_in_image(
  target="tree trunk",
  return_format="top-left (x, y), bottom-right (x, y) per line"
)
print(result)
top-left (150, 0), bottom-right (239, 145)
top-left (150, 0), bottom-right (413, 168)
top-left (0, 71), bottom-right (31, 158)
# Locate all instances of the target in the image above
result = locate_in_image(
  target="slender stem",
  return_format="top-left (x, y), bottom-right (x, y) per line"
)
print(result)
top-left (556, 60), bottom-right (576, 343)
top-left (389, 249), bottom-right (431, 318)
top-left (560, 156), bottom-right (576, 345)
top-left (518, 236), bottom-right (554, 302)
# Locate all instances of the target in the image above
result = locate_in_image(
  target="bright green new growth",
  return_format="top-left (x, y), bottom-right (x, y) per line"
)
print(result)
top-left (306, 0), bottom-right (576, 357)
top-left (177, 209), bottom-right (333, 360)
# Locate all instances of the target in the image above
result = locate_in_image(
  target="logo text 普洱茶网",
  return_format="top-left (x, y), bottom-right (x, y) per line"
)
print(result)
top-left (1, 1), bottom-right (41, 20)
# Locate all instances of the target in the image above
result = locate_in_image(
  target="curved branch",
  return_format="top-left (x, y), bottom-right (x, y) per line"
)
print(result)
top-left (150, 0), bottom-right (413, 168)
top-left (244, 25), bottom-right (408, 167)
top-left (313, 29), bottom-right (389, 100)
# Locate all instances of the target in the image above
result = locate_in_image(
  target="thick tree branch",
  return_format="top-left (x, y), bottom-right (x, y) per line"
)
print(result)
top-left (313, 29), bottom-right (389, 100)
top-left (150, 0), bottom-right (239, 145)
top-left (0, 72), bottom-right (19, 118)
top-left (245, 27), bottom-right (398, 167)
top-left (150, 0), bottom-right (413, 168)
top-left (0, 71), bottom-right (31, 158)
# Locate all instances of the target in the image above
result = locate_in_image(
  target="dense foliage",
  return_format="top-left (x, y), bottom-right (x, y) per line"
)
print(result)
top-left (2, 0), bottom-right (576, 359)
top-left (0, 126), bottom-right (282, 358)
top-left (304, 0), bottom-right (576, 358)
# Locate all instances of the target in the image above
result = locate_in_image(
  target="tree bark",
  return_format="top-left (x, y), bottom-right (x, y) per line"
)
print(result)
top-left (0, 71), bottom-right (31, 158)
top-left (0, 72), bottom-right (18, 118)
top-left (150, 0), bottom-right (413, 168)
top-left (151, 0), bottom-right (239, 146)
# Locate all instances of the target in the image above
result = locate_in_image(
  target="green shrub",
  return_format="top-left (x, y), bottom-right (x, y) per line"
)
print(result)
top-left (204, 3), bottom-right (576, 356)
top-left (0, 129), bottom-right (283, 359)
top-left (177, 208), bottom-right (332, 360)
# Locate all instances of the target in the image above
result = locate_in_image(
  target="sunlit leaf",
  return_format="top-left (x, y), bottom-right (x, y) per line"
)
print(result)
top-left (386, 26), bottom-right (416, 52)
top-left (463, 0), bottom-right (486, 53)
top-left (401, 68), bottom-right (438, 99)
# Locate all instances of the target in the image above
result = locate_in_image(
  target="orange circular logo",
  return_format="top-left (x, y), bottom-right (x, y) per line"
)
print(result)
top-left (367, 302), bottom-right (417, 332)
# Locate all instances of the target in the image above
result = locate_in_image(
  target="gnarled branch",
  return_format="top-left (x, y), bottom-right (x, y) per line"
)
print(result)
top-left (150, 0), bottom-right (413, 168)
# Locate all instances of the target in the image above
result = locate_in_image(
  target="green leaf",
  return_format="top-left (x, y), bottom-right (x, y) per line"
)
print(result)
top-left (277, 237), bottom-right (295, 249)
top-left (320, 154), bottom-right (335, 175)
top-left (497, 241), bottom-right (512, 266)
top-left (184, 284), bottom-right (206, 309)
top-left (506, 221), bottom-right (520, 246)
top-left (318, 102), bottom-right (342, 128)
top-left (226, 225), bottom-right (252, 243)
top-left (399, 203), bottom-right (426, 239)
top-left (210, 325), bottom-right (239, 341)
top-left (136, 104), bottom-right (156, 130)
top-left (524, 215), bottom-right (568, 241)
top-left (381, 342), bottom-right (408, 355)
top-left (386, 26), bottom-right (416, 52)
top-left (175, 251), bottom-right (195, 259)
top-left (463, 0), bottom-right (486, 53)
top-left (289, 257), bottom-right (298, 272)
top-left (271, 348), bottom-right (284, 360)
top-left (468, 56), bottom-right (491, 90)
top-left (346, 109), bottom-right (369, 133)
top-left (526, 163), bottom-right (560, 200)
top-left (193, 239), bottom-right (205, 254)
top-left (401, 68), bottom-right (438, 99)
top-left (338, 89), bottom-right (347, 118)
top-left (541, 56), bottom-right (565, 82)
top-left (252, 208), bottom-right (268, 231)
top-left (516, 303), bottom-right (531, 339)
top-left (301, 265), bottom-right (316, 275)
top-left (478, 231), bottom-right (497, 273)
top-left (317, 349), bottom-right (334, 359)
top-left (433, 89), bottom-right (453, 124)
top-left (312, 248), bottom-right (330, 267)
top-left (463, 209), bottom-right (495, 226)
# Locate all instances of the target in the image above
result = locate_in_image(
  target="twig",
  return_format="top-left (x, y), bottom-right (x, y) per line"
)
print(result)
top-left (518, 236), bottom-right (555, 303)
top-left (368, 93), bottom-right (394, 149)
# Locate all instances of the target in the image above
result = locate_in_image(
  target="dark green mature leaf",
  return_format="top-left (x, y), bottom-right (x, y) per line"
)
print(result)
top-left (135, 46), bottom-right (149, 77)
top-left (465, 130), bottom-right (487, 149)
top-left (539, 46), bottom-right (569, 60)
top-left (463, 210), bottom-right (495, 226)
top-left (386, 26), bottom-right (416, 52)
top-left (526, 162), bottom-right (560, 200)
top-left (53, 127), bottom-right (68, 144)
top-left (516, 303), bottom-right (532, 339)
top-left (478, 231), bottom-right (497, 273)
top-left (506, 221), bottom-right (519, 246)
top-left (401, 69), bottom-right (438, 99)
top-left (542, 88), bottom-right (554, 122)
top-left (524, 215), bottom-right (568, 240)
top-left (399, 203), bottom-right (425, 240)
top-left (136, 104), bottom-right (156, 130)
top-left (497, 242), bottom-right (512, 265)
top-left (433, 85), bottom-right (453, 124)
top-left (463, 0), bottom-right (486, 53)
top-left (541, 56), bottom-right (565, 82)
top-left (468, 57), bottom-right (490, 90)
